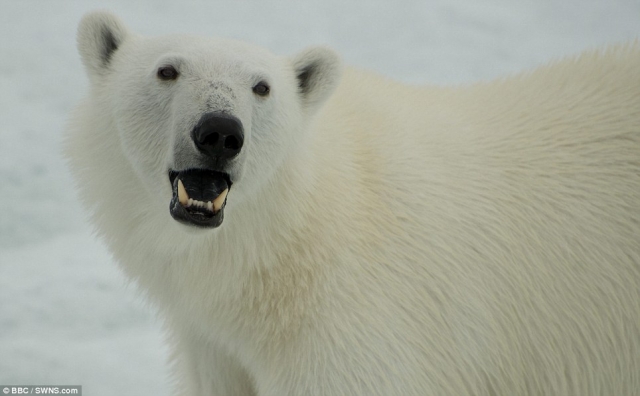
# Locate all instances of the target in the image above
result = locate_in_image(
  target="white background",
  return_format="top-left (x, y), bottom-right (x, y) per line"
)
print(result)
top-left (1, 1), bottom-right (639, 394)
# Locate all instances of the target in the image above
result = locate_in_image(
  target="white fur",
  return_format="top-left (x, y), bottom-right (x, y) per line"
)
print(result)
top-left (66, 11), bottom-right (640, 395)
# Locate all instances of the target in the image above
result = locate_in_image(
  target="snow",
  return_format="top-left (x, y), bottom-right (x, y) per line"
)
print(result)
top-left (1, 0), bottom-right (638, 394)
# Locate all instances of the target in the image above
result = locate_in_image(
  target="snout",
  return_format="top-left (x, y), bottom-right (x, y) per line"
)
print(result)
top-left (192, 112), bottom-right (244, 161)
top-left (169, 112), bottom-right (243, 229)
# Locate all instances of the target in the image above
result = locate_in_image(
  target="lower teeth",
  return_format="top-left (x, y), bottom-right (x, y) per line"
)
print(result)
top-left (176, 179), bottom-right (228, 215)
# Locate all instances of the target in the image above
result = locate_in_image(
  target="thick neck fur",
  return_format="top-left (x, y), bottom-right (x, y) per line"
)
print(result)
top-left (66, 93), bottom-right (365, 348)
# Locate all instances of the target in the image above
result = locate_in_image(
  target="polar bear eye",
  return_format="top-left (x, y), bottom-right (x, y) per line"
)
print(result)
top-left (252, 82), bottom-right (270, 96)
top-left (157, 66), bottom-right (179, 81)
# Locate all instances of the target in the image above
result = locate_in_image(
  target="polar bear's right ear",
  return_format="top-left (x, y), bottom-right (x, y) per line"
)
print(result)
top-left (291, 47), bottom-right (343, 112)
top-left (77, 11), bottom-right (130, 79)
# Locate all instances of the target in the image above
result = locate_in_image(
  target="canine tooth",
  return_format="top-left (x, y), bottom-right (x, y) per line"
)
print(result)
top-left (207, 202), bottom-right (213, 211)
top-left (187, 198), bottom-right (193, 207)
top-left (212, 188), bottom-right (229, 212)
top-left (177, 179), bottom-right (189, 205)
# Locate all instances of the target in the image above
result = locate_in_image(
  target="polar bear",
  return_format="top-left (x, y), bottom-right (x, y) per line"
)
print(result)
top-left (65, 11), bottom-right (640, 396)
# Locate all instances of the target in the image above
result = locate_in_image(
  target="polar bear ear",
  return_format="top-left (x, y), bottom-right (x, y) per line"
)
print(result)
top-left (291, 47), bottom-right (342, 111)
top-left (77, 11), bottom-right (130, 79)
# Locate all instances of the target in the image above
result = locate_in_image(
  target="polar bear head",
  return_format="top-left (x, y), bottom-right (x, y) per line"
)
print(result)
top-left (75, 11), bottom-right (342, 229)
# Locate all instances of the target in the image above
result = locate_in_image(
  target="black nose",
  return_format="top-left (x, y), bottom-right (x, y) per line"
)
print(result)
top-left (192, 112), bottom-right (244, 160)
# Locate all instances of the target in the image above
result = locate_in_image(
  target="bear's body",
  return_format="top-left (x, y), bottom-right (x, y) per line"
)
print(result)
top-left (66, 12), bottom-right (640, 395)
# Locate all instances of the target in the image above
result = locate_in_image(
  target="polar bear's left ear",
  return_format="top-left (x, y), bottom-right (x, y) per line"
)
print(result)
top-left (291, 47), bottom-right (342, 111)
top-left (77, 11), bottom-right (130, 79)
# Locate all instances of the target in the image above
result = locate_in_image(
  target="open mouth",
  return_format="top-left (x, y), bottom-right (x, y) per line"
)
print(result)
top-left (169, 169), bottom-right (232, 228)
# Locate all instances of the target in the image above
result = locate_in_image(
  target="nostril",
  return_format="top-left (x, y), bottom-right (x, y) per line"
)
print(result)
top-left (202, 132), bottom-right (220, 147)
top-left (224, 135), bottom-right (241, 151)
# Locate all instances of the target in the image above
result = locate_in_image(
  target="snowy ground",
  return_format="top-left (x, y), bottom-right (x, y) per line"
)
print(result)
top-left (1, 1), bottom-right (639, 394)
